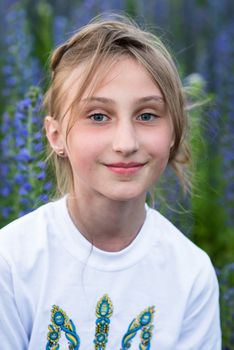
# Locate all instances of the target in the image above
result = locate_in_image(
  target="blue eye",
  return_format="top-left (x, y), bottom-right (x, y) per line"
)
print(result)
top-left (90, 113), bottom-right (109, 122)
top-left (137, 113), bottom-right (156, 121)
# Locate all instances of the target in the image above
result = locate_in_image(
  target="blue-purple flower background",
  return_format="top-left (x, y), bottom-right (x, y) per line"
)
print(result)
top-left (0, 0), bottom-right (233, 348)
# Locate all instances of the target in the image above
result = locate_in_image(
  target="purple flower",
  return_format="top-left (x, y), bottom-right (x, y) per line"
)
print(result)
top-left (0, 186), bottom-right (12, 197)
top-left (2, 207), bottom-right (12, 219)
top-left (37, 172), bottom-right (46, 181)
top-left (44, 182), bottom-right (53, 191)
top-left (0, 86), bottom-right (54, 225)
top-left (1, 5), bottom-right (40, 103)
top-left (38, 194), bottom-right (49, 203)
top-left (14, 173), bottom-right (26, 185)
top-left (19, 182), bottom-right (33, 196)
top-left (0, 164), bottom-right (10, 177)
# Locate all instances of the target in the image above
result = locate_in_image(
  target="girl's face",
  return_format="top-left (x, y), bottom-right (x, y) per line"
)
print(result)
top-left (46, 57), bottom-right (174, 202)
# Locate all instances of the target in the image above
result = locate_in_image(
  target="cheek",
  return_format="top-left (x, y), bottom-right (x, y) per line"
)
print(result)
top-left (66, 132), bottom-right (103, 171)
top-left (147, 133), bottom-right (173, 159)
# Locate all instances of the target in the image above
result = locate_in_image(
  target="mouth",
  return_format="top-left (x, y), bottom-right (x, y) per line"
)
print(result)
top-left (105, 162), bottom-right (146, 175)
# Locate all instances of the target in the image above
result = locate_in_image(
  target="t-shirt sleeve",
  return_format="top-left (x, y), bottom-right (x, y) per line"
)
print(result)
top-left (0, 254), bottom-right (28, 349)
top-left (176, 256), bottom-right (221, 350)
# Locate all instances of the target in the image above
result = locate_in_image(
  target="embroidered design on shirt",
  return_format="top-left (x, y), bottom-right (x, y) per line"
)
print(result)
top-left (120, 306), bottom-right (155, 350)
top-left (46, 305), bottom-right (80, 350)
top-left (46, 295), bottom-right (155, 349)
top-left (94, 294), bottom-right (113, 349)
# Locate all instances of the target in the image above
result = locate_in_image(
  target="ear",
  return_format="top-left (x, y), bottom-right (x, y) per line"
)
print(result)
top-left (44, 116), bottom-right (65, 154)
top-left (170, 138), bottom-right (175, 149)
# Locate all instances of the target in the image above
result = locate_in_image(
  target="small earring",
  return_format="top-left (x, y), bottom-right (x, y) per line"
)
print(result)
top-left (58, 149), bottom-right (65, 157)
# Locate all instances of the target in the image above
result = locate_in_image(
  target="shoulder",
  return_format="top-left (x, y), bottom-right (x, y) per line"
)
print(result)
top-left (147, 207), bottom-right (219, 315)
top-left (0, 197), bottom-right (65, 263)
top-left (147, 206), bottom-right (214, 275)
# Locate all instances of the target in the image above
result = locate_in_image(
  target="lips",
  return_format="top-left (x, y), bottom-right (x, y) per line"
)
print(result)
top-left (108, 162), bottom-right (144, 168)
top-left (105, 162), bottom-right (146, 175)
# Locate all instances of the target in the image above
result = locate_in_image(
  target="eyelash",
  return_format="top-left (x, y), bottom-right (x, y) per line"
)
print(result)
top-left (89, 112), bottom-right (158, 123)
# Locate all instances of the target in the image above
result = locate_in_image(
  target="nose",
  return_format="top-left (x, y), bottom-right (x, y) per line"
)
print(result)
top-left (112, 119), bottom-right (139, 155)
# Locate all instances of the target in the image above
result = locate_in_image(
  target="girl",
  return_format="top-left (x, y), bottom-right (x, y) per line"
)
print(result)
top-left (0, 14), bottom-right (221, 349)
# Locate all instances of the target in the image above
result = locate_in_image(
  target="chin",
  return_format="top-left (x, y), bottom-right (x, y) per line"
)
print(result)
top-left (104, 187), bottom-right (147, 202)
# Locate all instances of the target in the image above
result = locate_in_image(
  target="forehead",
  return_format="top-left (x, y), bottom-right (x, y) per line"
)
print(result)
top-left (63, 56), bottom-right (163, 108)
top-left (92, 58), bottom-right (163, 99)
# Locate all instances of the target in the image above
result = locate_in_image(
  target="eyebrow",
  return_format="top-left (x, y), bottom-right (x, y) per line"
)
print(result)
top-left (81, 95), bottom-right (165, 105)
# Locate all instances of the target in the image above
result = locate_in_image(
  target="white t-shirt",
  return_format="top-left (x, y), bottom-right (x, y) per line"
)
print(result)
top-left (0, 197), bottom-right (221, 349)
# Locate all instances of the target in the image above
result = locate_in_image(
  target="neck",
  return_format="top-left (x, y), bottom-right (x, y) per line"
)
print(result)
top-left (67, 191), bottom-right (146, 252)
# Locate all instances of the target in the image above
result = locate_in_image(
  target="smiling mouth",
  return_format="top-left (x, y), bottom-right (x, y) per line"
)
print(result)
top-left (105, 162), bottom-right (146, 175)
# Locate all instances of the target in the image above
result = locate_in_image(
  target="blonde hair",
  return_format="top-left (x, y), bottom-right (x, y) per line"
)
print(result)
top-left (43, 13), bottom-right (190, 196)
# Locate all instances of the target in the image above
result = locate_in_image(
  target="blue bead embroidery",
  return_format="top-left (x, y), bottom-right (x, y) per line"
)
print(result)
top-left (46, 305), bottom-right (80, 350)
top-left (45, 295), bottom-right (155, 349)
top-left (94, 294), bottom-right (113, 349)
top-left (120, 306), bottom-right (155, 350)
